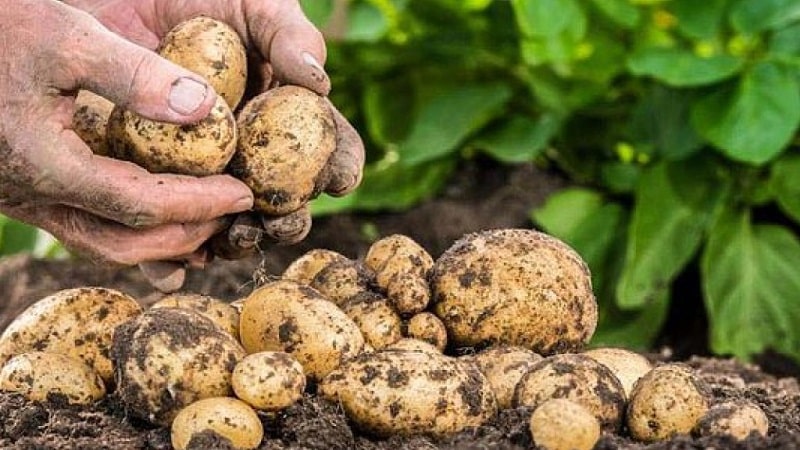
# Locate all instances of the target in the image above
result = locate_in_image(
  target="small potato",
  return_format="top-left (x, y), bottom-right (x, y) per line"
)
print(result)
top-left (319, 349), bottom-right (497, 437)
top-left (695, 400), bottom-right (769, 441)
top-left (627, 363), bottom-right (710, 442)
top-left (529, 398), bottom-right (601, 450)
top-left (471, 346), bottom-right (542, 409)
top-left (283, 249), bottom-right (349, 284)
top-left (239, 280), bottom-right (365, 381)
top-left (583, 347), bottom-right (652, 399)
top-left (72, 90), bottom-right (114, 156)
top-left (229, 85), bottom-right (336, 215)
top-left (0, 287), bottom-right (142, 383)
top-left (432, 229), bottom-right (597, 354)
top-left (514, 353), bottom-right (625, 432)
top-left (341, 292), bottom-right (403, 350)
top-left (365, 235), bottom-right (433, 315)
top-left (310, 259), bottom-right (375, 306)
top-left (232, 351), bottom-right (306, 411)
top-left (405, 312), bottom-right (448, 352)
top-left (151, 292), bottom-right (240, 340)
top-left (171, 397), bottom-right (263, 450)
top-left (112, 308), bottom-right (246, 425)
top-left (0, 352), bottom-right (105, 405)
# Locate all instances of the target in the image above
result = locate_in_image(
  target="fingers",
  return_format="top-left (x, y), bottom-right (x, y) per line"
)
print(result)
top-left (138, 261), bottom-right (186, 293)
top-left (321, 103), bottom-right (365, 196)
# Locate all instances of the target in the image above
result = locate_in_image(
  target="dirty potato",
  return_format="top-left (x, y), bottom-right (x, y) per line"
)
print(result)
top-left (365, 235), bottom-right (434, 315)
top-left (150, 292), bottom-right (240, 340)
top-left (341, 292), bottom-right (403, 350)
top-left (232, 351), bottom-right (306, 411)
top-left (72, 90), bottom-right (114, 156)
top-left (405, 312), bottom-right (448, 352)
top-left (282, 249), bottom-right (349, 284)
top-left (694, 400), bottom-right (769, 440)
top-left (310, 259), bottom-right (375, 306)
top-left (583, 347), bottom-right (653, 399)
top-left (171, 397), bottom-right (263, 450)
top-left (0, 352), bottom-right (105, 405)
top-left (529, 398), bottom-right (601, 450)
top-left (471, 346), bottom-right (543, 409)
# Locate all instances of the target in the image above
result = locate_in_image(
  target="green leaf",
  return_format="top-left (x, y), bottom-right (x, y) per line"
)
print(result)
top-left (345, 2), bottom-right (388, 42)
top-left (770, 21), bottom-right (800, 56)
top-left (630, 86), bottom-right (703, 160)
top-left (511, 0), bottom-right (586, 38)
top-left (590, 0), bottom-right (641, 29)
top-left (397, 83), bottom-right (512, 165)
top-left (692, 62), bottom-right (800, 165)
top-left (670, 0), bottom-right (729, 40)
top-left (593, 289), bottom-right (670, 350)
top-left (299, 0), bottom-right (335, 27)
top-left (730, 0), bottom-right (800, 34)
top-left (600, 163), bottom-right (642, 194)
top-left (770, 154), bottom-right (800, 223)
top-left (627, 47), bottom-right (744, 87)
top-left (532, 188), bottom-right (606, 239)
top-left (0, 218), bottom-right (39, 256)
top-left (362, 79), bottom-right (415, 146)
top-left (473, 114), bottom-right (560, 163)
top-left (702, 210), bottom-right (800, 360)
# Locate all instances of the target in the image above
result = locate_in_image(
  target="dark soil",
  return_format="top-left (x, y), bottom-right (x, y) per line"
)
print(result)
top-left (1, 162), bottom-right (798, 449)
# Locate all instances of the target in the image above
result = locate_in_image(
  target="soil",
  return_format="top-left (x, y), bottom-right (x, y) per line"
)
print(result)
top-left (1, 161), bottom-right (798, 450)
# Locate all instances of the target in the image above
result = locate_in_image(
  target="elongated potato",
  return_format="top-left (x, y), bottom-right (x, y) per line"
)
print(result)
top-left (0, 352), bottom-right (106, 405)
top-left (341, 292), bottom-right (403, 350)
top-left (365, 235), bottom-right (433, 315)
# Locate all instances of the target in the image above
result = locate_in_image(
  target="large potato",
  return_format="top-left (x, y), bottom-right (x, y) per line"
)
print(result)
top-left (432, 229), bottom-right (597, 354)
top-left (112, 308), bottom-right (246, 425)
top-left (239, 280), bottom-right (365, 381)
top-left (319, 349), bottom-right (497, 437)
top-left (0, 352), bottom-right (106, 405)
top-left (0, 287), bottom-right (142, 383)
top-left (229, 85), bottom-right (336, 215)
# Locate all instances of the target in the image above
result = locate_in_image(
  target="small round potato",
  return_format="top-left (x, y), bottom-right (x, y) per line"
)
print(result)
top-left (239, 280), bottom-right (365, 381)
top-left (151, 292), bottom-right (240, 340)
top-left (405, 312), bottom-right (448, 352)
top-left (432, 229), bottom-right (597, 354)
top-left (0, 287), bottom-right (142, 383)
top-left (627, 363), bottom-right (710, 442)
top-left (0, 352), bottom-right (105, 405)
top-left (365, 235), bottom-right (434, 315)
top-left (282, 249), bottom-right (349, 284)
top-left (232, 351), bottom-right (306, 411)
top-left (583, 347), bottom-right (652, 399)
top-left (171, 397), bottom-right (263, 450)
top-left (112, 308), bottom-right (246, 425)
top-left (310, 259), bottom-right (375, 306)
top-left (471, 346), bottom-right (542, 409)
top-left (342, 292), bottom-right (403, 350)
top-left (695, 400), bottom-right (769, 440)
top-left (514, 353), bottom-right (626, 432)
top-left (529, 398), bottom-right (601, 450)
top-left (72, 90), bottom-right (114, 156)
top-left (229, 85), bottom-right (336, 215)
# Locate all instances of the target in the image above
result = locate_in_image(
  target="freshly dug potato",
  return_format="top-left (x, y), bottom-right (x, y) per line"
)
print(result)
top-left (627, 364), bottom-right (710, 442)
top-left (282, 249), bottom-right (349, 284)
top-left (150, 292), bottom-right (239, 340)
top-left (232, 351), bottom-right (306, 411)
top-left (0, 352), bottom-right (105, 405)
top-left (229, 85), bottom-right (336, 215)
top-left (695, 400), bottom-right (769, 440)
top-left (0, 287), bottom-right (142, 383)
top-left (158, 17), bottom-right (247, 109)
top-left (239, 280), bottom-right (365, 381)
top-left (341, 292), bottom-right (403, 350)
top-left (583, 347), bottom-right (653, 399)
top-left (471, 346), bottom-right (543, 409)
top-left (319, 349), bottom-right (497, 437)
top-left (513, 353), bottom-right (626, 432)
top-left (112, 308), bottom-right (246, 425)
top-left (310, 259), bottom-right (375, 306)
top-left (72, 90), bottom-right (114, 156)
top-left (171, 397), bottom-right (263, 450)
top-left (529, 398), bottom-right (601, 450)
top-left (405, 312), bottom-right (448, 352)
top-left (385, 338), bottom-right (443, 355)
top-left (365, 235), bottom-right (434, 315)
top-left (432, 229), bottom-right (597, 354)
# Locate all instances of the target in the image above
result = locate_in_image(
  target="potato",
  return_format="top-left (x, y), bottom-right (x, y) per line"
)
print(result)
top-left (513, 353), bottom-right (625, 432)
top-left (627, 363), bottom-right (710, 442)
top-left (529, 398), bottom-right (601, 450)
top-left (282, 249), bottom-right (349, 284)
top-left (232, 351), bottom-right (306, 411)
top-left (72, 90), bottom-right (114, 156)
top-left (319, 349), bottom-right (497, 437)
top-left (0, 352), bottom-right (105, 405)
top-left (239, 280), bottom-right (365, 381)
top-left (385, 338), bottom-right (443, 355)
top-left (694, 400), bottom-right (769, 440)
top-left (171, 397), bottom-right (263, 450)
top-left (583, 347), bottom-right (652, 399)
top-left (432, 229), bottom-right (596, 354)
top-left (111, 307), bottom-right (246, 425)
top-left (310, 259), bottom-right (375, 306)
top-left (151, 292), bottom-right (240, 340)
top-left (0, 287), bottom-right (142, 383)
top-left (341, 292), bottom-right (403, 350)
top-left (229, 85), bottom-right (336, 215)
top-left (365, 235), bottom-right (434, 315)
top-left (405, 312), bottom-right (448, 352)
top-left (471, 346), bottom-right (542, 409)
top-left (158, 17), bottom-right (247, 109)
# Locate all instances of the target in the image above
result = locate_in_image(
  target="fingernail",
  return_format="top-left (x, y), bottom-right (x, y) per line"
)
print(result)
top-left (234, 196), bottom-right (254, 211)
top-left (302, 52), bottom-right (329, 85)
top-left (168, 77), bottom-right (208, 115)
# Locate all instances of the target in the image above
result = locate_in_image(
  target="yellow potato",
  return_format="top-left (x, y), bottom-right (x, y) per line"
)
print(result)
top-left (694, 400), bottom-right (769, 440)
top-left (341, 292), bottom-right (403, 350)
top-left (405, 312), bottom-right (448, 352)
top-left (365, 235), bottom-right (433, 315)
top-left (529, 399), bottom-right (601, 450)
top-left (310, 259), bottom-right (375, 306)
top-left (0, 352), bottom-right (105, 405)
top-left (471, 346), bottom-right (542, 409)
top-left (150, 292), bottom-right (239, 340)
top-left (583, 347), bottom-right (653, 399)
top-left (282, 249), bottom-right (349, 284)
top-left (385, 338), bottom-right (443, 355)
top-left (72, 90), bottom-right (114, 156)
top-left (171, 397), bottom-right (263, 450)
top-left (232, 351), bottom-right (306, 411)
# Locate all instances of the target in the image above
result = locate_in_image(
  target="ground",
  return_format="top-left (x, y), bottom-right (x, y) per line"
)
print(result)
top-left (0, 161), bottom-right (798, 449)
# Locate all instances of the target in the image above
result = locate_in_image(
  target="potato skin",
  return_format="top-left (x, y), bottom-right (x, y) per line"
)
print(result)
top-left (150, 292), bottom-right (240, 340)
top-left (310, 259), bottom-right (375, 306)
top-left (583, 347), bottom-right (653, 399)
top-left (342, 292), bottom-right (403, 350)
top-left (229, 85), bottom-right (336, 215)
top-left (471, 346), bottom-right (542, 409)
top-left (0, 352), bottom-right (106, 405)
top-left (432, 229), bottom-right (596, 354)
top-left (232, 351), bottom-right (306, 411)
top-left (405, 312), bottom-right (448, 352)
top-left (72, 90), bottom-right (114, 156)
top-left (282, 249), bottom-right (349, 284)
top-left (365, 235), bottom-right (434, 315)
top-left (0, 287), bottom-right (142, 384)
top-left (529, 398), bottom-right (601, 450)
top-left (694, 400), bottom-right (769, 440)
top-left (171, 397), bottom-right (263, 450)
top-left (319, 349), bottom-right (497, 437)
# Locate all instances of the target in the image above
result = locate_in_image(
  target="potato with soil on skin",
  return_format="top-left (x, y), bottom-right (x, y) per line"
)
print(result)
top-left (694, 400), bottom-right (769, 441)
top-left (310, 259), bottom-right (376, 306)
top-left (470, 346), bottom-right (543, 409)
top-left (365, 234), bottom-right (434, 315)
top-left (405, 312), bottom-right (448, 352)
top-left (111, 307), bottom-right (246, 425)
top-left (282, 248), bottom-right (349, 284)
top-left (171, 397), bottom-right (263, 450)
top-left (319, 348), bottom-right (497, 437)
top-left (432, 229), bottom-right (597, 354)
top-left (238, 280), bottom-right (365, 381)
top-left (513, 353), bottom-right (626, 432)
top-left (0, 352), bottom-right (106, 405)
top-left (232, 351), bottom-right (306, 411)
top-left (583, 347), bottom-right (653, 399)
top-left (0, 287), bottom-right (142, 384)
top-left (341, 292), bottom-right (403, 350)
top-left (627, 363), bottom-right (710, 442)
top-left (385, 338), bottom-right (443, 355)
top-left (150, 292), bottom-right (240, 340)
top-left (229, 85), bottom-right (336, 215)
top-left (72, 90), bottom-right (114, 156)
top-left (529, 398), bottom-right (601, 450)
